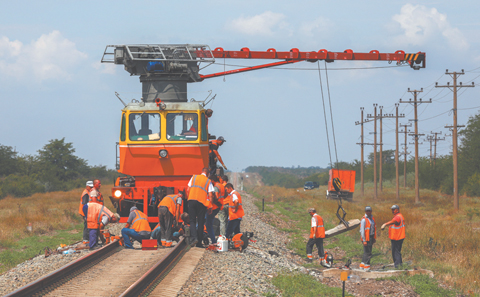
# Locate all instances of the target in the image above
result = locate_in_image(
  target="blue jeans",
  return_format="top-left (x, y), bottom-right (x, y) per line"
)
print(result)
top-left (88, 229), bottom-right (98, 249)
top-left (121, 228), bottom-right (145, 249)
top-left (226, 219), bottom-right (241, 238)
top-left (151, 226), bottom-right (161, 239)
top-left (206, 208), bottom-right (220, 244)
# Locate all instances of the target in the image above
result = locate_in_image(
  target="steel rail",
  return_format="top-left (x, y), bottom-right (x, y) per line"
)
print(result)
top-left (120, 237), bottom-right (188, 297)
top-left (5, 240), bottom-right (120, 297)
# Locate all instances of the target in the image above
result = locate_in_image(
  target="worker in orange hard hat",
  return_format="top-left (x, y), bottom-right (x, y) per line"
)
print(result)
top-left (83, 202), bottom-right (119, 250)
top-left (79, 181), bottom-right (93, 244)
top-left (359, 206), bottom-right (376, 272)
top-left (224, 183), bottom-right (244, 238)
top-left (306, 208), bottom-right (327, 266)
top-left (209, 136), bottom-right (227, 176)
top-left (90, 179), bottom-right (104, 205)
top-left (122, 206), bottom-right (152, 249)
top-left (158, 192), bottom-right (183, 247)
top-left (186, 167), bottom-right (214, 248)
top-left (381, 205), bottom-right (406, 268)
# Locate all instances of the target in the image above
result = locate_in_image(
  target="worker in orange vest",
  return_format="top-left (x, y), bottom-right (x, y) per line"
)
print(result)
top-left (209, 137), bottom-right (227, 175)
top-left (83, 202), bottom-right (119, 250)
top-left (186, 168), bottom-right (214, 247)
top-left (158, 193), bottom-right (183, 247)
top-left (381, 205), bottom-right (406, 268)
top-left (360, 206), bottom-right (376, 271)
top-left (306, 208), bottom-right (327, 266)
top-left (206, 175), bottom-right (225, 244)
top-left (79, 181), bottom-right (93, 244)
top-left (89, 179), bottom-right (104, 205)
top-left (121, 206), bottom-right (152, 249)
top-left (224, 183), bottom-right (244, 238)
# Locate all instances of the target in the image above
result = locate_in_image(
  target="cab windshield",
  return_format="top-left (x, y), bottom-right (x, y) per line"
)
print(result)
top-left (167, 113), bottom-right (198, 141)
top-left (129, 113), bottom-right (161, 141)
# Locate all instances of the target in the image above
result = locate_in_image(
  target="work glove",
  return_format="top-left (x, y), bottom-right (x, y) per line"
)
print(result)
top-left (363, 241), bottom-right (367, 246)
top-left (381, 224), bottom-right (386, 230)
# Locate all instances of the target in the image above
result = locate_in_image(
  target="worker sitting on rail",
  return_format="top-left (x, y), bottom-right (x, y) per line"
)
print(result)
top-left (121, 206), bottom-right (152, 249)
top-left (172, 213), bottom-right (190, 242)
top-left (360, 206), bottom-right (376, 272)
top-left (187, 168), bottom-right (214, 248)
top-left (306, 208), bottom-right (327, 266)
top-left (83, 202), bottom-right (119, 250)
top-left (79, 181), bottom-right (93, 244)
top-left (158, 193), bottom-right (183, 247)
top-left (225, 183), bottom-right (244, 239)
top-left (209, 136), bottom-right (227, 176)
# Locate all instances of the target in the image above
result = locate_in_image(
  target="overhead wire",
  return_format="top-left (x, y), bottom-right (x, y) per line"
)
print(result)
top-left (317, 61), bottom-right (333, 168)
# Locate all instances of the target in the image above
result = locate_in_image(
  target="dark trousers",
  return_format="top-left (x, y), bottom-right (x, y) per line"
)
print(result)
top-left (391, 239), bottom-right (404, 267)
top-left (206, 208), bottom-right (220, 244)
top-left (88, 229), bottom-right (98, 248)
top-left (82, 217), bottom-right (89, 242)
top-left (362, 242), bottom-right (373, 265)
top-left (158, 206), bottom-right (174, 244)
top-left (188, 200), bottom-right (207, 243)
top-left (306, 238), bottom-right (324, 258)
top-left (226, 218), bottom-right (241, 238)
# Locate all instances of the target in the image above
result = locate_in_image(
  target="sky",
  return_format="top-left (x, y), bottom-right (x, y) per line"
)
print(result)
top-left (1, 1), bottom-right (480, 172)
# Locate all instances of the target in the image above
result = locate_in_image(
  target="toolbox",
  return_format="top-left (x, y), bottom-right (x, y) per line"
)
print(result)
top-left (142, 239), bottom-right (158, 250)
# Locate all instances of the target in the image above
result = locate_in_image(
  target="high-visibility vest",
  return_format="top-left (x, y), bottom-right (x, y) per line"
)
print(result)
top-left (389, 213), bottom-right (406, 240)
top-left (362, 215), bottom-right (376, 241)
top-left (212, 182), bottom-right (226, 210)
top-left (188, 174), bottom-right (212, 208)
top-left (158, 194), bottom-right (181, 217)
top-left (309, 214), bottom-right (325, 239)
top-left (89, 189), bottom-right (104, 205)
top-left (228, 190), bottom-right (244, 220)
top-left (79, 189), bottom-right (90, 216)
top-left (86, 203), bottom-right (114, 229)
top-left (131, 210), bottom-right (151, 233)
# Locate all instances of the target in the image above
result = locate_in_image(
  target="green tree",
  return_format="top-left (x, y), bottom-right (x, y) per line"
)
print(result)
top-left (0, 144), bottom-right (19, 176)
top-left (459, 112), bottom-right (480, 194)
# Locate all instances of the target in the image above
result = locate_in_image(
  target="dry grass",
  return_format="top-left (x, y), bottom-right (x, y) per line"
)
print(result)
top-left (245, 173), bottom-right (480, 295)
top-left (0, 185), bottom-right (115, 248)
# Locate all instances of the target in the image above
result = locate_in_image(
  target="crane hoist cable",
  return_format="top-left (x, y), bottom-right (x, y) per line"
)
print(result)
top-left (317, 61), bottom-right (349, 227)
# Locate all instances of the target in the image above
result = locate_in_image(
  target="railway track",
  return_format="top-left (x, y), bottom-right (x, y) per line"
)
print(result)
top-left (5, 237), bottom-right (196, 297)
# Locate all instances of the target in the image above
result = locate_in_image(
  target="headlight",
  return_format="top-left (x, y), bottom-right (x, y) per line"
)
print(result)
top-left (159, 149), bottom-right (168, 158)
top-left (114, 190), bottom-right (122, 198)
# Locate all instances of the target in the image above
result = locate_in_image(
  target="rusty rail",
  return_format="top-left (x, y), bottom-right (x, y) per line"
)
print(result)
top-left (5, 240), bottom-right (120, 297)
top-left (120, 237), bottom-right (188, 297)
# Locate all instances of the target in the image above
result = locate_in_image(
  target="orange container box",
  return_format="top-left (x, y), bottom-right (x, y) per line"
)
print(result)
top-left (142, 239), bottom-right (158, 250)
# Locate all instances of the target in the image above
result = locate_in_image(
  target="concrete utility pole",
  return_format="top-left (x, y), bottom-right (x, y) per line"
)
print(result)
top-left (368, 104), bottom-right (378, 199)
top-left (430, 131), bottom-right (445, 167)
top-left (400, 89), bottom-right (431, 204)
top-left (436, 70), bottom-right (474, 211)
top-left (395, 104), bottom-right (405, 200)
top-left (399, 123), bottom-right (412, 188)
top-left (355, 107), bottom-right (374, 196)
top-left (426, 135), bottom-right (434, 165)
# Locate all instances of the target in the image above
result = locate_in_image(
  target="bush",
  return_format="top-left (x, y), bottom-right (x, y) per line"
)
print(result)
top-left (462, 172), bottom-right (480, 197)
top-left (0, 174), bottom-right (45, 198)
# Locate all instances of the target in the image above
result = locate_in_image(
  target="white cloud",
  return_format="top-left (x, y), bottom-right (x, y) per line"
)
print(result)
top-left (299, 17), bottom-right (333, 38)
top-left (391, 4), bottom-right (468, 50)
top-left (92, 62), bottom-right (117, 74)
top-left (0, 31), bottom-right (87, 82)
top-left (226, 11), bottom-right (289, 36)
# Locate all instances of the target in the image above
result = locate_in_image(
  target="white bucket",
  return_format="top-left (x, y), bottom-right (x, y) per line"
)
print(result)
top-left (217, 236), bottom-right (228, 252)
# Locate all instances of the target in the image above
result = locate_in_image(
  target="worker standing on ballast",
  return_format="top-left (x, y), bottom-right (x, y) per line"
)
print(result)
top-left (158, 192), bottom-right (183, 247)
top-left (121, 206), bottom-right (152, 249)
top-left (359, 206), bottom-right (376, 271)
top-left (224, 183), bottom-right (244, 238)
top-left (206, 175), bottom-right (224, 244)
top-left (306, 208), bottom-right (327, 266)
top-left (79, 181), bottom-right (93, 244)
top-left (209, 136), bottom-right (227, 176)
top-left (83, 202), bottom-right (118, 250)
top-left (186, 168), bottom-right (214, 247)
top-left (90, 179), bottom-right (104, 205)
top-left (381, 205), bottom-right (406, 268)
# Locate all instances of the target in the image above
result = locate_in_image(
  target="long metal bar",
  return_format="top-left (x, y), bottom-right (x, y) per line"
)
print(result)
top-left (200, 60), bottom-right (301, 79)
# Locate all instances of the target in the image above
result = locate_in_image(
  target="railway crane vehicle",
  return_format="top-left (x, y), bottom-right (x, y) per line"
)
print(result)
top-left (101, 44), bottom-right (426, 225)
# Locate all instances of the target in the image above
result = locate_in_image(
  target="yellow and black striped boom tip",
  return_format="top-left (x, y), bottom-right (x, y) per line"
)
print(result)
top-left (404, 53), bottom-right (426, 69)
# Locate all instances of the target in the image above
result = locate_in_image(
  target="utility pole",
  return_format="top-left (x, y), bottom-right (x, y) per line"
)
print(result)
top-left (431, 131), bottom-right (445, 167)
top-left (399, 123), bottom-right (412, 188)
top-left (436, 70), bottom-right (474, 211)
top-left (395, 104), bottom-right (405, 199)
top-left (400, 89), bottom-right (431, 204)
top-left (426, 135), bottom-right (434, 165)
top-left (367, 104), bottom-right (378, 199)
top-left (355, 107), bottom-right (374, 196)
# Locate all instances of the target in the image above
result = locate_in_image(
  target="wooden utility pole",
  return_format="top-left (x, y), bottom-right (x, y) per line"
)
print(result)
top-left (400, 89), bottom-right (431, 204)
top-left (399, 123), bottom-right (412, 188)
top-left (355, 107), bottom-right (374, 196)
top-left (430, 131), bottom-right (445, 167)
top-left (436, 70), bottom-right (474, 210)
top-left (395, 104), bottom-right (405, 199)
top-left (369, 104), bottom-right (378, 199)
top-left (426, 135), bottom-right (434, 165)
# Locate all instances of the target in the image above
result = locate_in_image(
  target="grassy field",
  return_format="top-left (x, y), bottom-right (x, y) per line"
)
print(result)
top-left (244, 174), bottom-right (480, 296)
top-left (0, 184), bottom-right (115, 274)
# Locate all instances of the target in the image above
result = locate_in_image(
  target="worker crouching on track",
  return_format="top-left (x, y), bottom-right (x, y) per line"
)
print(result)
top-left (206, 175), bottom-right (225, 244)
top-left (381, 205), bottom-right (406, 268)
top-left (306, 208), bottom-right (327, 266)
top-left (121, 206), bottom-right (152, 249)
top-left (79, 181), bottom-right (93, 244)
top-left (83, 202), bottom-right (119, 250)
top-left (225, 183), bottom-right (244, 238)
top-left (187, 168), bottom-right (214, 247)
top-left (158, 193), bottom-right (183, 247)
top-left (360, 206), bottom-right (376, 271)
